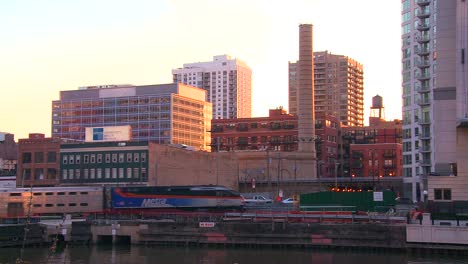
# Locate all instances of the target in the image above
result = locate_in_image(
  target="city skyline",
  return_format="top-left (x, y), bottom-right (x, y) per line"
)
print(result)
top-left (0, 0), bottom-right (401, 140)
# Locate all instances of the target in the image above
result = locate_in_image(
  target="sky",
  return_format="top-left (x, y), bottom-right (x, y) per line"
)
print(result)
top-left (0, 0), bottom-right (402, 140)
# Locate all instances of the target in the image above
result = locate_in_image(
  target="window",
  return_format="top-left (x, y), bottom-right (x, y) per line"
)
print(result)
top-left (34, 152), bottom-right (44, 163)
top-left (69, 155), bottom-right (74, 164)
top-left (97, 168), bottom-right (102, 179)
top-left (90, 168), bottom-right (95, 179)
top-left (45, 192), bottom-right (53, 196)
top-left (105, 154), bottom-right (111, 163)
top-left (127, 168), bottom-right (132, 178)
top-left (91, 154), bottom-right (96, 163)
top-left (76, 155), bottom-right (81, 164)
top-left (47, 152), bottom-right (57, 163)
top-left (80, 192), bottom-right (88, 195)
top-left (69, 169), bottom-right (74, 179)
top-left (84, 155), bottom-right (89, 164)
top-left (141, 153), bottom-right (147, 162)
top-left (127, 153), bottom-right (132, 162)
top-left (10, 193), bottom-right (22, 197)
top-left (434, 189), bottom-right (452, 200)
top-left (57, 204), bottom-right (65, 207)
top-left (22, 153), bottom-right (32, 164)
top-left (97, 154), bottom-right (102, 163)
top-left (112, 154), bottom-right (117, 163)
top-left (105, 168), bottom-right (110, 179)
top-left (119, 153), bottom-right (124, 163)
top-left (119, 168), bottom-right (124, 178)
top-left (112, 168), bottom-right (117, 179)
top-left (80, 203), bottom-right (88, 206)
top-left (62, 169), bottom-right (68, 180)
top-left (57, 192), bottom-right (65, 195)
top-left (134, 153), bottom-right (139, 162)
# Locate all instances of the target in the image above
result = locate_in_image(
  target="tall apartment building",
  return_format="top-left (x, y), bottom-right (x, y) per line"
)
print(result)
top-left (172, 55), bottom-right (252, 119)
top-left (51, 83), bottom-right (212, 151)
top-left (401, 0), bottom-right (461, 202)
top-left (289, 51), bottom-right (364, 127)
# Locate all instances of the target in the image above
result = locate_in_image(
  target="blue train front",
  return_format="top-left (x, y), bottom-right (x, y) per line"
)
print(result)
top-left (106, 185), bottom-right (245, 210)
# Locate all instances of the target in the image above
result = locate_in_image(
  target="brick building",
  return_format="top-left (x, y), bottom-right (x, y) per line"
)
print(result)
top-left (17, 134), bottom-right (61, 187)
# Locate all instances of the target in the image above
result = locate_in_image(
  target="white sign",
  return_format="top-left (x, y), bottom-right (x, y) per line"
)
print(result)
top-left (85, 126), bottom-right (131, 142)
top-left (373, 192), bottom-right (383, 202)
top-left (199, 222), bottom-right (215, 228)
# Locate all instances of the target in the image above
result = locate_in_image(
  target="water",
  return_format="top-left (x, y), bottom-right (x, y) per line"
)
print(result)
top-left (2, 245), bottom-right (467, 264)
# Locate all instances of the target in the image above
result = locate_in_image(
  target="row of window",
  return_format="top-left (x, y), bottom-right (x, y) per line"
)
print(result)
top-left (22, 152), bottom-right (57, 164)
top-left (62, 167), bottom-right (147, 180)
top-left (33, 203), bottom-right (88, 208)
top-left (10, 191), bottom-right (89, 197)
top-left (62, 152), bottom-right (147, 165)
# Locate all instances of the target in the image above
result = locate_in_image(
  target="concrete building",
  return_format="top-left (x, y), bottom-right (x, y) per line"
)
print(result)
top-left (289, 51), bottom-right (364, 127)
top-left (172, 55), bottom-right (252, 119)
top-left (51, 83), bottom-right (212, 151)
top-left (401, 0), bottom-right (465, 203)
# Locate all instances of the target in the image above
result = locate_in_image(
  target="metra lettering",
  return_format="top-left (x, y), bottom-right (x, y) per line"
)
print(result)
top-left (141, 198), bottom-right (167, 207)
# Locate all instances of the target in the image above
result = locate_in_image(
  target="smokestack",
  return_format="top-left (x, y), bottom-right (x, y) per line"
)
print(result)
top-left (297, 24), bottom-right (316, 155)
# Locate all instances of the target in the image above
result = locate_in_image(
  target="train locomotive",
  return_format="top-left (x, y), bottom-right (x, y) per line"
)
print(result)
top-left (0, 185), bottom-right (244, 218)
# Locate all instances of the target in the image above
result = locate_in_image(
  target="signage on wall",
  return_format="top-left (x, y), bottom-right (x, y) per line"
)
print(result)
top-left (85, 126), bottom-right (131, 142)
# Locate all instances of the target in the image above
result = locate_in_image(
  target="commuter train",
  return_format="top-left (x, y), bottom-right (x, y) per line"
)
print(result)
top-left (0, 185), bottom-right (244, 218)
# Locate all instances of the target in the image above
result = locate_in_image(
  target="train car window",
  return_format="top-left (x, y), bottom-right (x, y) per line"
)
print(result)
top-left (45, 192), bottom-right (53, 196)
top-left (57, 204), bottom-right (65, 207)
top-left (10, 193), bottom-right (22, 197)
top-left (80, 203), bottom-right (88, 206)
top-left (33, 193), bottom-right (42, 196)
top-left (57, 192), bottom-right (65, 195)
top-left (45, 204), bottom-right (54, 207)
top-left (80, 192), bottom-right (88, 195)
top-left (69, 192), bottom-right (77, 195)
top-left (33, 204), bottom-right (42, 207)
top-left (69, 203), bottom-right (77, 207)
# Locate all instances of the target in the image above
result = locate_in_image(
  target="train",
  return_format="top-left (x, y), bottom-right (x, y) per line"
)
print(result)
top-left (0, 185), bottom-right (245, 218)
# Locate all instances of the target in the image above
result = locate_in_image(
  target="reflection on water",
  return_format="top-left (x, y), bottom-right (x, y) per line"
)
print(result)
top-left (0, 245), bottom-right (467, 264)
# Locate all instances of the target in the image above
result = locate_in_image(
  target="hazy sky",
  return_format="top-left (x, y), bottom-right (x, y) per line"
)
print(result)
top-left (0, 0), bottom-right (401, 140)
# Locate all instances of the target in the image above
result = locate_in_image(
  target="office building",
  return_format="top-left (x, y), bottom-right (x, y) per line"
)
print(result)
top-left (172, 55), bottom-right (252, 119)
top-left (289, 51), bottom-right (364, 127)
top-left (401, 0), bottom-right (463, 202)
top-left (51, 83), bottom-right (212, 151)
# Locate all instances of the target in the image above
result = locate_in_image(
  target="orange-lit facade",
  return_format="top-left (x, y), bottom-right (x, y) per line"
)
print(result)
top-left (210, 109), bottom-right (340, 178)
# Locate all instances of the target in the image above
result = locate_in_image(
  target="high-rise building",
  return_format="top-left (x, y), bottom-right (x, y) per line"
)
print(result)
top-left (172, 55), bottom-right (252, 119)
top-left (51, 83), bottom-right (212, 151)
top-left (289, 51), bottom-right (364, 127)
top-left (401, 0), bottom-right (461, 201)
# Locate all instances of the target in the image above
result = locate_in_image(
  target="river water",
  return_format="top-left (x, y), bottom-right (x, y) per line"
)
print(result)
top-left (2, 245), bottom-right (467, 264)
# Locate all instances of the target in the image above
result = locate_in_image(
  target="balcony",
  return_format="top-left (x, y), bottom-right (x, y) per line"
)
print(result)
top-left (416, 35), bottom-right (430, 44)
top-left (416, 98), bottom-right (431, 106)
top-left (416, 118), bottom-right (431, 125)
top-left (416, 0), bottom-right (431, 6)
top-left (416, 84), bottom-right (430, 93)
top-left (416, 59), bottom-right (430, 68)
top-left (418, 132), bottom-right (431, 140)
top-left (416, 23), bottom-right (430, 31)
top-left (416, 9), bottom-right (431, 19)
top-left (419, 145), bottom-right (431, 153)
top-left (415, 72), bottom-right (431, 81)
top-left (415, 47), bottom-right (430, 56)
top-left (419, 159), bottom-right (432, 166)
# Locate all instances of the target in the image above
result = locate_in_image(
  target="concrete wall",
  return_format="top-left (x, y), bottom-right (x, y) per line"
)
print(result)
top-left (407, 213), bottom-right (468, 244)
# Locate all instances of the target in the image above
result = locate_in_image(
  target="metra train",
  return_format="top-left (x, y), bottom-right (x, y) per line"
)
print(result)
top-left (0, 185), bottom-right (245, 218)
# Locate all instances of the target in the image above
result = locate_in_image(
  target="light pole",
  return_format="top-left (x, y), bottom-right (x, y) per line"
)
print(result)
top-left (317, 160), bottom-right (324, 192)
top-left (334, 162), bottom-right (340, 189)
